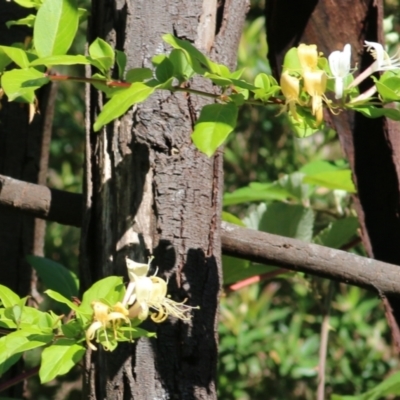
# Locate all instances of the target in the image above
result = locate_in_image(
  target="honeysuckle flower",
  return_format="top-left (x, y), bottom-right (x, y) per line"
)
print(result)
top-left (329, 44), bottom-right (351, 99)
top-left (303, 70), bottom-right (327, 126)
top-left (124, 257), bottom-right (198, 323)
top-left (350, 41), bottom-right (400, 90)
top-left (298, 44), bottom-right (318, 72)
top-left (280, 71), bottom-right (301, 120)
top-left (86, 301), bottom-right (129, 351)
top-left (365, 40), bottom-right (400, 72)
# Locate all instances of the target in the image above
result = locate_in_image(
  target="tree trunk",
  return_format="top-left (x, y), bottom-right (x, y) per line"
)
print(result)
top-left (266, 0), bottom-right (400, 349)
top-left (80, 0), bottom-right (248, 398)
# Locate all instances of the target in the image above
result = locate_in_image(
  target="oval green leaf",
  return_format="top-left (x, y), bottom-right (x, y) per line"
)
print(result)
top-left (34, 0), bottom-right (79, 57)
top-left (191, 102), bottom-right (238, 157)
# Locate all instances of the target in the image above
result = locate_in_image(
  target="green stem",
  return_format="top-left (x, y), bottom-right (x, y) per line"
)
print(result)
top-left (46, 73), bottom-right (282, 106)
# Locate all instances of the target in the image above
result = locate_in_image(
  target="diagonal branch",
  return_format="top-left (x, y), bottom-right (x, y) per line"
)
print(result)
top-left (2, 174), bottom-right (400, 295)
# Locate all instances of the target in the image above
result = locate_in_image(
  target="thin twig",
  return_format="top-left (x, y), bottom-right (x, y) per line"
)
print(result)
top-left (317, 281), bottom-right (335, 400)
top-left (0, 366), bottom-right (39, 393)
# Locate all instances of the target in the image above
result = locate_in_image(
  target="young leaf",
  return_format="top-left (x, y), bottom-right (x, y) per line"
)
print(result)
top-left (313, 217), bottom-right (359, 249)
top-left (191, 102), bottom-right (238, 157)
top-left (39, 339), bottom-right (85, 383)
top-left (88, 38), bottom-right (115, 75)
top-left (125, 68), bottom-right (153, 83)
top-left (115, 50), bottom-right (127, 79)
top-left (93, 82), bottom-right (155, 131)
top-left (155, 57), bottom-right (174, 83)
top-left (302, 170), bottom-right (356, 193)
top-left (27, 255), bottom-right (79, 300)
top-left (162, 33), bottom-right (217, 75)
top-left (45, 290), bottom-right (80, 313)
top-left (1, 67), bottom-right (49, 103)
top-left (0, 285), bottom-right (20, 308)
top-left (0, 46), bottom-right (32, 69)
top-left (6, 14), bottom-right (36, 29)
top-left (223, 183), bottom-right (292, 206)
top-left (259, 202), bottom-right (315, 242)
top-left (30, 54), bottom-right (91, 67)
top-left (34, 0), bottom-right (79, 58)
top-left (350, 105), bottom-right (400, 121)
top-left (79, 276), bottom-right (125, 314)
top-left (169, 49), bottom-right (194, 81)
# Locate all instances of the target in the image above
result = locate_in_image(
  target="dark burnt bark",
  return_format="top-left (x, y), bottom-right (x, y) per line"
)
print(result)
top-left (80, 0), bottom-right (249, 398)
top-left (266, 0), bottom-right (400, 349)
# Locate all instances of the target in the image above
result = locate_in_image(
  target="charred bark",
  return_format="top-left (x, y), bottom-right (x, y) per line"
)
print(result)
top-left (266, 0), bottom-right (400, 349)
top-left (80, 1), bottom-right (248, 398)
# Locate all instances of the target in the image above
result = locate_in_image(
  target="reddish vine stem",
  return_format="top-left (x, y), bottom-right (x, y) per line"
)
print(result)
top-left (45, 73), bottom-right (283, 106)
top-left (0, 366), bottom-right (40, 393)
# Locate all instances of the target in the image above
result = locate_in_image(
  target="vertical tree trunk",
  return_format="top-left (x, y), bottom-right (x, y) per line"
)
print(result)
top-left (80, 0), bottom-right (248, 398)
top-left (266, 0), bottom-right (400, 349)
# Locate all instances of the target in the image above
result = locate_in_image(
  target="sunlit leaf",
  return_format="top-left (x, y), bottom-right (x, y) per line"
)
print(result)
top-left (39, 339), bottom-right (85, 383)
top-left (34, 0), bottom-right (79, 57)
top-left (191, 102), bottom-right (238, 157)
top-left (93, 82), bottom-right (155, 131)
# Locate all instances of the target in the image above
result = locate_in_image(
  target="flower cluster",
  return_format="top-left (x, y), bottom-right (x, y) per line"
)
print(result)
top-left (280, 41), bottom-right (400, 128)
top-left (123, 257), bottom-right (198, 322)
top-left (85, 257), bottom-right (198, 351)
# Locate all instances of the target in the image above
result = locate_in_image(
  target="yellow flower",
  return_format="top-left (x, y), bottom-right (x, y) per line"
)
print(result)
top-left (124, 257), bottom-right (198, 323)
top-left (86, 301), bottom-right (129, 351)
top-left (298, 44), bottom-right (318, 71)
top-left (280, 71), bottom-right (301, 121)
top-left (303, 70), bottom-right (327, 126)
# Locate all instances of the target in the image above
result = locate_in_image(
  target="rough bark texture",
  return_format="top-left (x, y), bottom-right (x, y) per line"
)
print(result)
top-left (0, 2), bottom-right (51, 396)
top-left (266, 0), bottom-right (400, 349)
top-left (80, 1), bottom-right (248, 398)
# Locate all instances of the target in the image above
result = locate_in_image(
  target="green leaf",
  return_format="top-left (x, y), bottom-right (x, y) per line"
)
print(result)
top-left (300, 160), bottom-right (344, 175)
top-left (93, 82), bottom-right (155, 131)
top-left (79, 276), bottom-right (125, 315)
top-left (162, 33), bottom-right (218, 75)
top-left (350, 105), bottom-right (400, 121)
top-left (303, 170), bottom-right (356, 193)
top-left (223, 182), bottom-right (293, 206)
top-left (191, 102), bottom-right (238, 157)
top-left (27, 255), bottom-right (78, 300)
top-left (115, 50), bottom-right (126, 79)
top-left (221, 211), bottom-right (246, 227)
top-left (44, 290), bottom-right (80, 313)
top-left (34, 0), bottom-right (79, 58)
top-left (6, 14), bottom-right (36, 29)
top-left (0, 46), bottom-right (32, 69)
top-left (39, 339), bottom-right (85, 383)
top-left (332, 371), bottom-right (400, 400)
top-left (259, 202), bottom-right (314, 242)
top-left (30, 54), bottom-right (91, 67)
top-left (155, 57), bottom-right (174, 83)
top-left (1, 67), bottom-right (49, 103)
top-left (375, 78), bottom-right (400, 102)
top-left (125, 68), bottom-right (153, 83)
top-left (169, 49), bottom-right (194, 81)
top-left (0, 330), bottom-right (51, 376)
top-left (0, 285), bottom-right (20, 308)
top-left (282, 47), bottom-right (301, 73)
top-left (88, 38), bottom-right (115, 75)
top-left (222, 255), bottom-right (278, 285)
top-left (12, 0), bottom-right (40, 7)
top-left (313, 217), bottom-right (359, 249)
